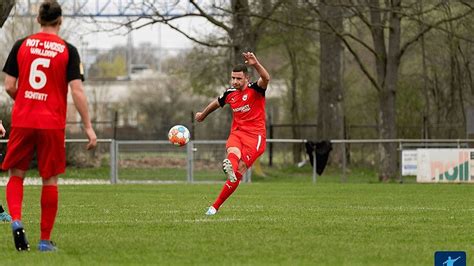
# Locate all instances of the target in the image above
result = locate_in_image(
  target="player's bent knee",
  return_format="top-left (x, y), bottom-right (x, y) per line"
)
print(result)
top-left (227, 147), bottom-right (241, 158)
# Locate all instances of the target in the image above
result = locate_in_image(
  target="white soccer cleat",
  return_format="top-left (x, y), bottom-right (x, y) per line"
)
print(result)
top-left (205, 206), bottom-right (217, 216)
top-left (222, 159), bottom-right (237, 183)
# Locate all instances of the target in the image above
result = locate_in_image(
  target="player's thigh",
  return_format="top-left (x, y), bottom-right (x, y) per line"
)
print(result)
top-left (226, 131), bottom-right (243, 155)
top-left (2, 127), bottom-right (36, 171)
top-left (36, 129), bottom-right (66, 178)
top-left (240, 134), bottom-right (266, 167)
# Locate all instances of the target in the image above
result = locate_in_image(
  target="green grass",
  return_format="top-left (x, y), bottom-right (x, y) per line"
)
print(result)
top-left (0, 182), bottom-right (472, 265)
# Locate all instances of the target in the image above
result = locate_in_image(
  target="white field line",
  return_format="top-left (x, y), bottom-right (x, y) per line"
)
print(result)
top-left (0, 177), bottom-right (109, 186)
top-left (64, 216), bottom-right (278, 225)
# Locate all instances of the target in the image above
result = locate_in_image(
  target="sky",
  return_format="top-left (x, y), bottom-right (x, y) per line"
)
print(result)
top-left (10, 0), bottom-right (217, 54)
top-left (77, 18), bottom-right (195, 52)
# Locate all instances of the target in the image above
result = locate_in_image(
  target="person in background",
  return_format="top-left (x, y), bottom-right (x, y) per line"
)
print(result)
top-left (2, 0), bottom-right (97, 251)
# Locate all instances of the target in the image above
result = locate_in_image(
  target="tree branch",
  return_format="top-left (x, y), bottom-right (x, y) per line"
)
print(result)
top-left (189, 0), bottom-right (231, 34)
top-left (306, 0), bottom-right (380, 90)
top-left (253, 0), bottom-right (286, 32)
top-left (153, 11), bottom-right (231, 48)
top-left (399, 6), bottom-right (474, 58)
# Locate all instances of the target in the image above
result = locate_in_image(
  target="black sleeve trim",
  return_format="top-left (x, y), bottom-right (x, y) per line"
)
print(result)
top-left (249, 82), bottom-right (265, 96)
top-left (2, 38), bottom-right (26, 78)
top-left (217, 88), bottom-right (236, 107)
top-left (66, 42), bottom-right (84, 82)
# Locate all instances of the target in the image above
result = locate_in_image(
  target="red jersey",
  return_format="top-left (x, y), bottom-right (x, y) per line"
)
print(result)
top-left (3, 32), bottom-right (83, 129)
top-left (218, 82), bottom-right (266, 136)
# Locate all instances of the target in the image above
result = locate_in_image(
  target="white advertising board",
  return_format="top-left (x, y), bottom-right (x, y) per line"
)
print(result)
top-left (416, 149), bottom-right (474, 183)
top-left (401, 150), bottom-right (418, 176)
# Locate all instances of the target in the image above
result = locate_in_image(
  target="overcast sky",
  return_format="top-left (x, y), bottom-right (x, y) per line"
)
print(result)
top-left (77, 19), bottom-right (194, 51)
top-left (11, 0), bottom-right (217, 53)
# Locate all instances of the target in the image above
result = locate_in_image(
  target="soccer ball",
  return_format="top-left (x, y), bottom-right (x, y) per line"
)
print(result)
top-left (168, 125), bottom-right (190, 146)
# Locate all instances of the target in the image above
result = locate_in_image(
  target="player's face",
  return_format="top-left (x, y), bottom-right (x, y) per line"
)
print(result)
top-left (231, 71), bottom-right (248, 90)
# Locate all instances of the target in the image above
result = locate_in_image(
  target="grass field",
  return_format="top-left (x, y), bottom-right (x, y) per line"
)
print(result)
top-left (0, 179), bottom-right (472, 265)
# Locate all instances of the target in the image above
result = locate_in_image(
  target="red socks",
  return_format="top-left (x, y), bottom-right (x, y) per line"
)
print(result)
top-left (213, 153), bottom-right (243, 210)
top-left (40, 185), bottom-right (58, 240)
top-left (6, 176), bottom-right (58, 240)
top-left (6, 176), bottom-right (24, 221)
top-left (212, 172), bottom-right (243, 210)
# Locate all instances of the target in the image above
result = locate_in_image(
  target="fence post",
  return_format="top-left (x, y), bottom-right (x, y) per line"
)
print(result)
top-left (244, 167), bottom-right (252, 183)
top-left (187, 141), bottom-right (194, 182)
top-left (342, 142), bottom-right (347, 182)
top-left (110, 139), bottom-right (117, 184)
top-left (269, 124), bottom-right (274, 167)
top-left (399, 141), bottom-right (404, 183)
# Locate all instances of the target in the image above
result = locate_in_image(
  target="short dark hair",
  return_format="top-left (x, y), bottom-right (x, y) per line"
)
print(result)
top-left (232, 64), bottom-right (248, 74)
top-left (38, 0), bottom-right (62, 26)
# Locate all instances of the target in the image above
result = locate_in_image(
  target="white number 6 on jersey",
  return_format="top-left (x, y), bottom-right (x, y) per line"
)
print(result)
top-left (29, 58), bottom-right (50, 90)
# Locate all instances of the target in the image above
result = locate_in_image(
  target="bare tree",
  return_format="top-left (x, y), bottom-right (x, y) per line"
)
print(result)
top-left (104, 1), bottom-right (285, 66)
top-left (307, 0), bottom-right (474, 181)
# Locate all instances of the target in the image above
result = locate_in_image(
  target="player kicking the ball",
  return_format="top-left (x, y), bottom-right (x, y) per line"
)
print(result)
top-left (195, 52), bottom-right (270, 215)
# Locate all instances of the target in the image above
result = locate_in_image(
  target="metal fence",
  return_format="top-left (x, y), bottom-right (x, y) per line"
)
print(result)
top-left (110, 139), bottom-right (314, 184)
top-left (2, 138), bottom-right (474, 184)
top-left (86, 138), bottom-right (474, 183)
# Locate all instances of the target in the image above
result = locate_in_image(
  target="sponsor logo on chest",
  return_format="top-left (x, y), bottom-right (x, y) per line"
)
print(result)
top-left (232, 104), bottom-right (250, 113)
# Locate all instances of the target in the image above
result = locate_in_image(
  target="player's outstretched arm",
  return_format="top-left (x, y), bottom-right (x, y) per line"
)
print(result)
top-left (4, 74), bottom-right (18, 100)
top-left (70, 79), bottom-right (97, 150)
top-left (242, 52), bottom-right (270, 89)
top-left (195, 99), bottom-right (220, 122)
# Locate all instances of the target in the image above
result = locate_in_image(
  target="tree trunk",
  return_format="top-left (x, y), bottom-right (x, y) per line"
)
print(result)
top-left (318, 0), bottom-right (345, 164)
top-left (285, 45), bottom-right (302, 164)
top-left (231, 0), bottom-right (256, 65)
top-left (0, 0), bottom-right (14, 27)
top-left (371, 0), bottom-right (401, 182)
top-left (417, 2), bottom-right (431, 139)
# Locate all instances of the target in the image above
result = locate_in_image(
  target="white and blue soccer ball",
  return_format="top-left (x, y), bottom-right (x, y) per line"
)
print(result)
top-left (168, 125), bottom-right (190, 146)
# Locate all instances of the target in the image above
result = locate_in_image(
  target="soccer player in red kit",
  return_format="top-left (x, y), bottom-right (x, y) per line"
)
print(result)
top-left (2, 0), bottom-right (97, 251)
top-left (195, 52), bottom-right (270, 215)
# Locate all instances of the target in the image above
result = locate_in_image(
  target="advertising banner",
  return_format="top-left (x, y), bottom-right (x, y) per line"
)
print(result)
top-left (416, 149), bottom-right (474, 183)
top-left (401, 150), bottom-right (418, 176)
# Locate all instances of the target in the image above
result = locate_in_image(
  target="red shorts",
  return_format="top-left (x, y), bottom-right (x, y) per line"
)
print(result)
top-left (2, 127), bottom-right (66, 178)
top-left (226, 130), bottom-right (266, 167)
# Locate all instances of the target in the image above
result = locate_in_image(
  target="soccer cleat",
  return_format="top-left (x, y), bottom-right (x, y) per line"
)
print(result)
top-left (205, 206), bottom-right (217, 216)
top-left (222, 159), bottom-right (237, 183)
top-left (11, 221), bottom-right (30, 251)
top-left (0, 211), bottom-right (12, 222)
top-left (38, 240), bottom-right (58, 252)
